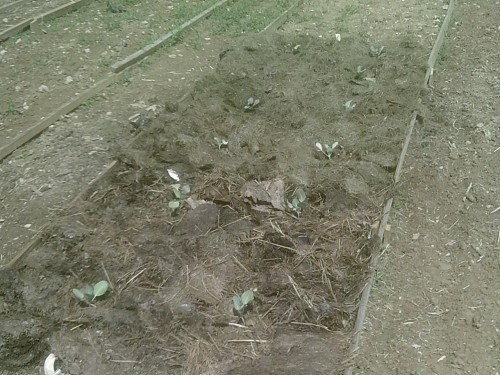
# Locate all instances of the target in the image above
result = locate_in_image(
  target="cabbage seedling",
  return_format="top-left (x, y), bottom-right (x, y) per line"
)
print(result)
top-left (369, 45), bottom-right (385, 57)
top-left (344, 100), bottom-right (356, 112)
top-left (213, 137), bottom-right (228, 150)
top-left (244, 97), bottom-right (260, 110)
top-left (233, 289), bottom-right (254, 316)
top-left (169, 183), bottom-right (191, 212)
top-left (72, 280), bottom-right (109, 303)
top-left (354, 65), bottom-right (366, 80)
top-left (316, 142), bottom-right (339, 159)
top-left (287, 188), bottom-right (307, 216)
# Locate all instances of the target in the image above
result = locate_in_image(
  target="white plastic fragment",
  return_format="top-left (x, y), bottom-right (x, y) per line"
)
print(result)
top-left (44, 353), bottom-right (61, 375)
top-left (335, 34), bottom-right (341, 42)
top-left (167, 169), bottom-right (180, 181)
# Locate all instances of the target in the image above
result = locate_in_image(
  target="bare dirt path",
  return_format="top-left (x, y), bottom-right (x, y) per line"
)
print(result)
top-left (354, 1), bottom-right (500, 374)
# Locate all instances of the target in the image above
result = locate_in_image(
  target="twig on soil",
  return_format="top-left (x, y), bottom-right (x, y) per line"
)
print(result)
top-left (214, 215), bottom-right (251, 231)
top-left (261, 299), bottom-right (280, 320)
top-left (101, 262), bottom-right (114, 290)
top-left (227, 339), bottom-right (268, 344)
top-left (228, 322), bottom-right (248, 329)
top-left (290, 321), bottom-right (333, 332)
top-left (124, 267), bottom-right (147, 288)
top-left (490, 206), bottom-right (500, 214)
top-left (232, 255), bottom-right (250, 273)
top-left (110, 359), bottom-right (142, 364)
top-left (258, 239), bottom-right (297, 253)
top-left (288, 274), bottom-right (314, 309)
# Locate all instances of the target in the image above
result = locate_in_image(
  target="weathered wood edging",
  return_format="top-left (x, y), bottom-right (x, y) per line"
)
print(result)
top-left (110, 0), bottom-right (230, 73)
top-left (344, 1), bottom-right (456, 374)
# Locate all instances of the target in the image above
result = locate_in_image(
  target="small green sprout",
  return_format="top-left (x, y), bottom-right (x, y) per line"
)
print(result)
top-left (232, 289), bottom-right (254, 316)
top-left (316, 142), bottom-right (339, 160)
top-left (169, 184), bottom-right (190, 212)
top-left (354, 65), bottom-right (366, 80)
top-left (287, 188), bottom-right (307, 216)
top-left (344, 100), bottom-right (356, 112)
top-left (369, 45), bottom-right (385, 57)
top-left (213, 137), bottom-right (228, 150)
top-left (72, 280), bottom-right (109, 303)
top-left (244, 97), bottom-right (260, 110)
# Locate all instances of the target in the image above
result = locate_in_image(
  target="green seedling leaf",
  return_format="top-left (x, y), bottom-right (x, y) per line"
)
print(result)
top-left (355, 65), bottom-right (365, 79)
top-left (240, 289), bottom-right (254, 306)
top-left (92, 280), bottom-right (109, 300)
top-left (233, 295), bottom-right (244, 312)
top-left (169, 200), bottom-right (181, 210)
top-left (295, 188), bottom-right (306, 203)
top-left (369, 45), bottom-right (385, 57)
top-left (214, 137), bottom-right (229, 149)
top-left (344, 100), bottom-right (356, 112)
top-left (82, 285), bottom-right (94, 296)
top-left (72, 289), bottom-right (86, 301)
top-left (171, 184), bottom-right (182, 199)
top-left (180, 184), bottom-right (191, 195)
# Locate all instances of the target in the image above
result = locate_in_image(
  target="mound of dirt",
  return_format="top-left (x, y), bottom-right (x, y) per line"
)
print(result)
top-left (0, 33), bottom-right (425, 374)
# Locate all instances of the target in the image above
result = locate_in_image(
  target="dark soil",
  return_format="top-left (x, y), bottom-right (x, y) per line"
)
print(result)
top-left (0, 32), bottom-right (425, 374)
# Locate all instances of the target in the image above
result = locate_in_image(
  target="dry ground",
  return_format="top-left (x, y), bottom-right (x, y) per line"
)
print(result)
top-left (1, 0), bottom-right (498, 374)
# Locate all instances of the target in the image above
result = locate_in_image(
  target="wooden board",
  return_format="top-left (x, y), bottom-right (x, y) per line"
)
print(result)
top-left (0, 72), bottom-right (121, 161)
top-left (0, 0), bottom-right (27, 12)
top-left (30, 0), bottom-right (90, 27)
top-left (0, 18), bottom-right (32, 42)
top-left (424, 0), bottom-right (456, 86)
top-left (260, 0), bottom-right (304, 34)
top-left (111, 0), bottom-right (229, 73)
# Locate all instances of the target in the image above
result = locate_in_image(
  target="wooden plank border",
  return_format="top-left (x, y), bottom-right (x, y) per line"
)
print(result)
top-left (0, 18), bottom-right (32, 42)
top-left (343, 2), bottom-right (456, 374)
top-left (424, 0), bottom-right (456, 87)
top-left (110, 0), bottom-right (229, 73)
top-left (0, 0), bottom-right (89, 42)
top-left (260, 0), bottom-right (304, 34)
top-left (30, 0), bottom-right (90, 28)
top-left (0, 0), bottom-right (27, 12)
top-left (0, 72), bottom-right (122, 161)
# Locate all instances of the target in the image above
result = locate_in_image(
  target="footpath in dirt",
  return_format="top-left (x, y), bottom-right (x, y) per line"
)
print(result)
top-left (354, 1), bottom-right (500, 374)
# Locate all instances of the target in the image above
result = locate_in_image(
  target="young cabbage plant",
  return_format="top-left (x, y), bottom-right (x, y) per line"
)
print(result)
top-left (169, 183), bottom-right (191, 212)
top-left (344, 100), bottom-right (356, 112)
top-left (316, 142), bottom-right (339, 160)
top-left (233, 289), bottom-right (254, 316)
top-left (354, 65), bottom-right (366, 80)
top-left (72, 280), bottom-right (109, 303)
top-left (244, 97), bottom-right (260, 110)
top-left (213, 137), bottom-right (228, 150)
top-left (369, 45), bottom-right (385, 57)
top-left (287, 188), bottom-right (307, 216)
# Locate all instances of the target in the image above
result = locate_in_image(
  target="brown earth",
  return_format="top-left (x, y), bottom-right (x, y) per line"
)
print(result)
top-left (1, 0), bottom-right (498, 374)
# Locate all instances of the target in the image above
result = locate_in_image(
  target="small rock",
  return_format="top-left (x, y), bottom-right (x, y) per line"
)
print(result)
top-left (24, 224), bottom-right (32, 228)
top-left (15, 38), bottom-right (21, 44)
top-left (84, 48), bottom-right (90, 53)
top-left (38, 85), bottom-right (49, 93)
top-left (3, 18), bottom-right (8, 23)
top-left (65, 76), bottom-right (74, 84)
